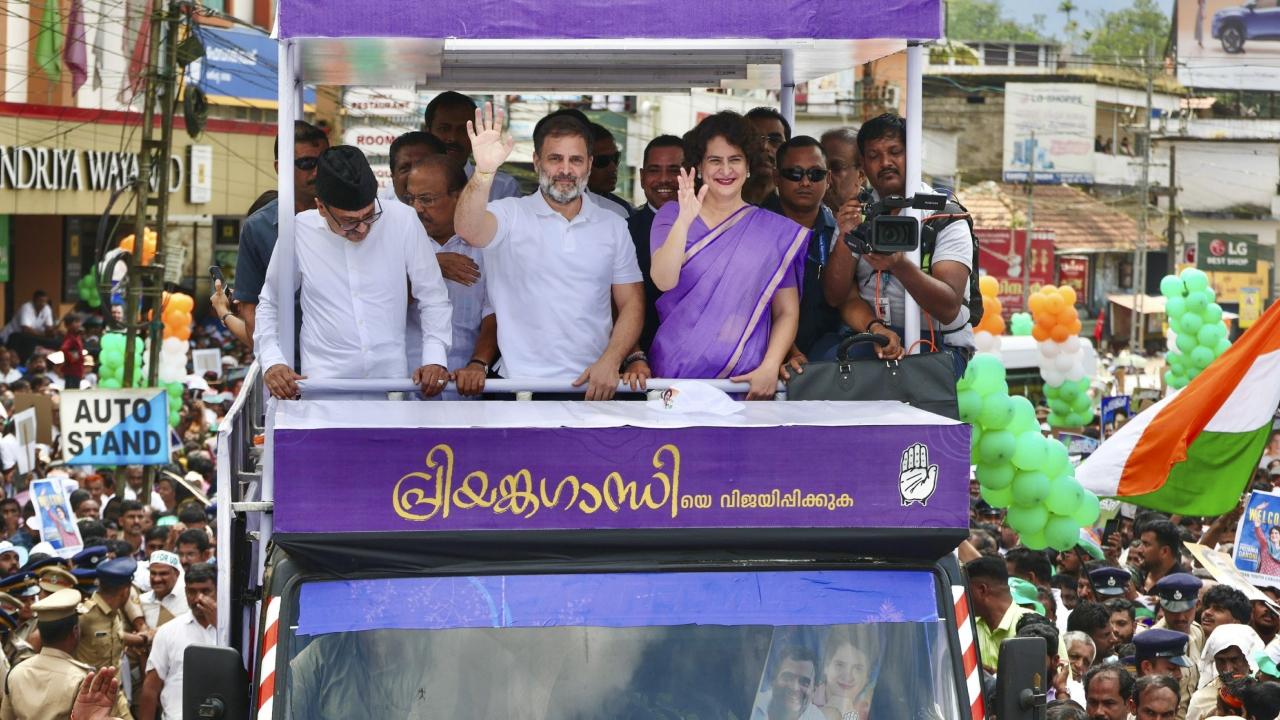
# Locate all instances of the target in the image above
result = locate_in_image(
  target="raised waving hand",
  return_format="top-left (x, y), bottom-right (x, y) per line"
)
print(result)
top-left (467, 101), bottom-right (515, 173)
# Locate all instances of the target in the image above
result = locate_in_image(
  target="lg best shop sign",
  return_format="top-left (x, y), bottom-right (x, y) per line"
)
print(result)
top-left (1198, 232), bottom-right (1257, 273)
top-left (60, 389), bottom-right (171, 465)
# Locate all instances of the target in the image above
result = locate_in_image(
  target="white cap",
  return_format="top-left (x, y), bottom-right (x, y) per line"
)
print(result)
top-left (46, 351), bottom-right (65, 364)
top-left (645, 381), bottom-right (744, 416)
top-left (149, 550), bottom-right (181, 571)
top-left (0, 541), bottom-right (28, 568)
top-left (29, 541), bottom-right (56, 558)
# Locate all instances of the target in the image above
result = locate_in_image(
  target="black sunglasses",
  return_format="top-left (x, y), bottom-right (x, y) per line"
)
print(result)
top-left (779, 167), bottom-right (829, 183)
top-left (593, 152), bottom-right (621, 169)
top-left (294, 156), bottom-right (319, 171)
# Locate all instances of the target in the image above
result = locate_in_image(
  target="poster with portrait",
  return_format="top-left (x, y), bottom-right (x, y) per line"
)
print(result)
top-left (29, 478), bottom-right (84, 557)
top-left (1232, 490), bottom-right (1280, 586)
top-left (750, 625), bottom-right (885, 720)
top-left (191, 348), bottom-right (223, 380)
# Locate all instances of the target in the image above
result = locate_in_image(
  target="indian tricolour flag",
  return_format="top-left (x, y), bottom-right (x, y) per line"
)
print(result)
top-left (1078, 301), bottom-right (1280, 516)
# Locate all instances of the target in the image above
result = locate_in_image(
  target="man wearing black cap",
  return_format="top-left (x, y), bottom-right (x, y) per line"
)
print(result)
top-left (1133, 628), bottom-right (1191, 682)
top-left (73, 557), bottom-right (149, 673)
top-left (255, 145), bottom-right (454, 400)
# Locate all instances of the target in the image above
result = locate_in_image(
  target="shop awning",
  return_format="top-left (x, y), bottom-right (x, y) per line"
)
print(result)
top-left (1107, 294), bottom-right (1166, 314)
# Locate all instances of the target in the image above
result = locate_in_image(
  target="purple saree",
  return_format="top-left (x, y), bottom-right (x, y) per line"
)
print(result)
top-left (649, 201), bottom-right (808, 378)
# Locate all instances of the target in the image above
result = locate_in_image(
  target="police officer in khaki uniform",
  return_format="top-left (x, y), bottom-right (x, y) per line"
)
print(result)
top-left (0, 576), bottom-right (40, 664)
top-left (34, 569), bottom-right (77, 599)
top-left (0, 588), bottom-right (132, 720)
top-left (0, 595), bottom-right (32, 670)
top-left (73, 559), bottom-right (147, 673)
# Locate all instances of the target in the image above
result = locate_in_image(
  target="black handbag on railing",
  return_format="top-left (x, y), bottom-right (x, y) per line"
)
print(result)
top-left (785, 334), bottom-right (960, 420)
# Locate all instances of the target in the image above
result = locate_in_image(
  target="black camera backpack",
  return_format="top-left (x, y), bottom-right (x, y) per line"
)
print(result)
top-left (920, 196), bottom-right (982, 331)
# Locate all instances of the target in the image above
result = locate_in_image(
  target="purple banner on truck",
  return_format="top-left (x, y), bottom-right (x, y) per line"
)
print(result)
top-left (273, 422), bottom-right (969, 534)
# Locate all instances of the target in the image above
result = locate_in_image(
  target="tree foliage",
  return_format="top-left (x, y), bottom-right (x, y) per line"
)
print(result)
top-left (1084, 0), bottom-right (1172, 62)
top-left (946, 0), bottom-right (1048, 42)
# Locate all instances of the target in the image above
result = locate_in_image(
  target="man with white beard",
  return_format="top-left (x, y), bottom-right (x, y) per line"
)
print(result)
top-left (454, 103), bottom-right (644, 400)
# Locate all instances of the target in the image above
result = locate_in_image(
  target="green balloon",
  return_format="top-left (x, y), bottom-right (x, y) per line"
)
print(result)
top-left (1190, 346), bottom-right (1215, 369)
top-left (1179, 312), bottom-right (1203, 336)
top-left (99, 349), bottom-right (123, 369)
top-left (1043, 441), bottom-right (1070, 479)
top-left (1071, 410), bottom-right (1095, 427)
top-left (167, 382), bottom-right (183, 398)
top-left (1203, 303), bottom-right (1224, 325)
top-left (1044, 475), bottom-right (1083, 516)
top-left (1044, 515), bottom-right (1081, 551)
top-left (978, 462), bottom-right (1016, 490)
top-left (1011, 470), bottom-right (1051, 506)
top-left (1020, 529), bottom-right (1050, 550)
top-left (978, 393), bottom-right (1016, 431)
top-left (958, 389), bottom-right (983, 425)
top-left (1165, 295), bottom-right (1186, 319)
top-left (1007, 396), bottom-right (1040, 435)
top-left (1197, 322), bottom-right (1225, 348)
top-left (971, 425), bottom-right (984, 456)
top-left (1049, 399), bottom-right (1071, 417)
top-left (1216, 338), bottom-right (1232, 356)
top-left (1047, 412), bottom-right (1070, 428)
top-left (1163, 370), bottom-right (1182, 389)
top-left (1166, 351), bottom-right (1185, 370)
top-left (1011, 432), bottom-right (1048, 471)
top-left (1072, 492), bottom-right (1101, 527)
top-left (968, 355), bottom-right (1007, 395)
top-left (1006, 503), bottom-right (1049, 536)
top-left (99, 378), bottom-right (122, 389)
top-left (1185, 291), bottom-right (1208, 313)
top-left (1070, 392), bottom-right (1092, 412)
top-left (170, 412), bottom-right (182, 427)
top-left (1159, 275), bottom-right (1185, 298)
top-left (1181, 267), bottom-right (1209, 292)
top-left (980, 483), bottom-right (1013, 509)
top-left (101, 333), bottom-right (126, 352)
top-left (979, 430), bottom-right (1018, 465)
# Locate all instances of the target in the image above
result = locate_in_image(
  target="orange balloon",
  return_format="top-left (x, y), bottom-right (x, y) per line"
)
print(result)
top-left (1044, 293), bottom-right (1065, 315)
top-left (1060, 286), bottom-right (1078, 306)
top-left (1056, 307), bottom-right (1078, 326)
top-left (979, 275), bottom-right (999, 298)
top-left (171, 294), bottom-right (194, 313)
top-left (1032, 325), bottom-right (1050, 342)
top-left (991, 317), bottom-right (1007, 335)
top-left (1068, 319), bottom-right (1083, 335)
top-left (1029, 294), bottom-right (1046, 314)
top-left (1050, 323), bottom-right (1071, 343)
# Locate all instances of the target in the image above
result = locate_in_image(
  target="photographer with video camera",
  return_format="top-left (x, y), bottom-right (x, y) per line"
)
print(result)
top-left (823, 113), bottom-right (977, 378)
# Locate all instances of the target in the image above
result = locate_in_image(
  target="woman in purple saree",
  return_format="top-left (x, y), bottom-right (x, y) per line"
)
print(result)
top-left (650, 112), bottom-right (805, 399)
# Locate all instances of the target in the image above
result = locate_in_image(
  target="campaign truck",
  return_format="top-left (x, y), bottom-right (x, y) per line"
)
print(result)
top-left (189, 2), bottom-right (1049, 718)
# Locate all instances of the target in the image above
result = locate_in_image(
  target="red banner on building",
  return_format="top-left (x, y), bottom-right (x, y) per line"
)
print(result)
top-left (974, 228), bottom-right (1055, 314)
top-left (1058, 256), bottom-right (1089, 303)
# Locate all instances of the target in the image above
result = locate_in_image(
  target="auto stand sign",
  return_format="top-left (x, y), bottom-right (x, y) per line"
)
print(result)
top-left (59, 389), bottom-right (171, 465)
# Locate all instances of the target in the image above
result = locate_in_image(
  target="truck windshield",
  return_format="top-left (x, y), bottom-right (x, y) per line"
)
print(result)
top-left (285, 568), bottom-right (962, 719)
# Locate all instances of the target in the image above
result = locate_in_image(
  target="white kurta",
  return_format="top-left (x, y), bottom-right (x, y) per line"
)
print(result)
top-left (255, 201), bottom-right (453, 382)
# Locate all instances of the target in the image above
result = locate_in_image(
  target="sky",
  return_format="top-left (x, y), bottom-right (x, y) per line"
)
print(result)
top-left (1001, 0), bottom-right (1176, 38)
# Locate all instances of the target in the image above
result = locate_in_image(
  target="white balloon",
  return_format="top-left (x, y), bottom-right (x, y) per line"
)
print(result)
top-left (1055, 353), bottom-right (1075, 372)
top-left (974, 331), bottom-right (1002, 355)
top-left (162, 337), bottom-right (186, 354)
top-left (1062, 336), bottom-right (1081, 354)
top-left (1039, 340), bottom-right (1060, 358)
top-left (1065, 364), bottom-right (1086, 382)
top-left (1043, 367), bottom-right (1066, 386)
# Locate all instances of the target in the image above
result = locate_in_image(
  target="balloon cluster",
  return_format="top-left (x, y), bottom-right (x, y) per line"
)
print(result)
top-left (958, 355), bottom-right (1101, 550)
top-left (973, 276), bottom-right (1007, 355)
top-left (1010, 312), bottom-right (1033, 336)
top-left (1160, 268), bottom-right (1231, 390)
top-left (118, 228), bottom-right (158, 265)
top-left (158, 293), bottom-right (195, 427)
top-left (96, 333), bottom-right (143, 389)
top-left (1029, 285), bottom-right (1093, 428)
top-left (76, 269), bottom-right (101, 309)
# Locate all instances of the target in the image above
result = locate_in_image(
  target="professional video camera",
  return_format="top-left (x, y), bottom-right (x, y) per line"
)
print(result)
top-left (843, 189), bottom-right (948, 255)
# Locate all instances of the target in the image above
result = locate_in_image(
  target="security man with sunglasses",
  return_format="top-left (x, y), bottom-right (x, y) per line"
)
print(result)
top-left (759, 136), bottom-right (846, 376)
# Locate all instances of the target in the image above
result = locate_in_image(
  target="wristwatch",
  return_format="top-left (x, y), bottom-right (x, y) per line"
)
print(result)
top-left (220, 312), bottom-right (234, 327)
top-left (467, 358), bottom-right (490, 374)
top-left (623, 351), bottom-right (649, 368)
top-left (866, 318), bottom-right (888, 333)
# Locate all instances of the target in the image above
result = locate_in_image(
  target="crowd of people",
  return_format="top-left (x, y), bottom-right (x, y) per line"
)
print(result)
top-left (961, 448), bottom-right (1280, 720)
top-left (224, 91), bottom-right (978, 403)
top-left (0, 250), bottom-right (244, 719)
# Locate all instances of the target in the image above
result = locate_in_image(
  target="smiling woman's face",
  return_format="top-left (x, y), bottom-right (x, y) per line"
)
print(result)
top-left (823, 641), bottom-right (869, 702)
top-left (697, 136), bottom-right (748, 202)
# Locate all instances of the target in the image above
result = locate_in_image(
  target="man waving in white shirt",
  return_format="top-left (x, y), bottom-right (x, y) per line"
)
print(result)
top-left (255, 146), bottom-right (453, 399)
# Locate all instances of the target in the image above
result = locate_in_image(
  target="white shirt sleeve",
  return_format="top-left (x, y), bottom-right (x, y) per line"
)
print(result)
top-left (252, 243), bottom-right (301, 370)
top-left (37, 306), bottom-right (54, 331)
top-left (406, 222), bottom-right (453, 370)
top-left (484, 198), bottom-right (518, 250)
top-left (15, 303), bottom-right (35, 329)
top-left (610, 221), bottom-right (643, 285)
top-left (146, 621), bottom-right (176, 678)
top-left (931, 220), bottom-right (973, 270)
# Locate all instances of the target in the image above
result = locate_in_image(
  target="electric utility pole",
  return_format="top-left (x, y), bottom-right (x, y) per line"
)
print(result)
top-left (1129, 43), bottom-right (1155, 354)
top-left (1022, 132), bottom-right (1036, 310)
